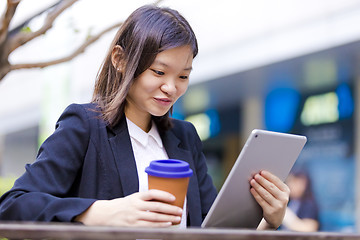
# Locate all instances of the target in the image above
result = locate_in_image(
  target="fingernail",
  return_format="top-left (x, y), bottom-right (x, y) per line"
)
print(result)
top-left (178, 208), bottom-right (183, 215)
top-left (175, 216), bottom-right (181, 222)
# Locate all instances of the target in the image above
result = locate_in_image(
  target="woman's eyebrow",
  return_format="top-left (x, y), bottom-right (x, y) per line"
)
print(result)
top-left (153, 60), bottom-right (193, 71)
top-left (184, 66), bottom-right (193, 71)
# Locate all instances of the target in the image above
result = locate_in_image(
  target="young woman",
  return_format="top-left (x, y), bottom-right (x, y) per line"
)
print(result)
top-left (0, 5), bottom-right (289, 229)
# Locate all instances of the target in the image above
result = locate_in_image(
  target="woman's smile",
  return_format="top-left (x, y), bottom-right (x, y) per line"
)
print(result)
top-left (153, 97), bottom-right (172, 106)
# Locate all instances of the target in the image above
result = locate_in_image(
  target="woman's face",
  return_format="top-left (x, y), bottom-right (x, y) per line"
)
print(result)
top-left (287, 174), bottom-right (308, 199)
top-left (125, 45), bottom-right (193, 129)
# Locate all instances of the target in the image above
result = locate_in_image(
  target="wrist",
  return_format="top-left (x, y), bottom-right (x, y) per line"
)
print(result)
top-left (74, 200), bottom-right (102, 225)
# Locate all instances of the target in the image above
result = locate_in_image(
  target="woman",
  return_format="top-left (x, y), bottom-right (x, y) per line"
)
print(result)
top-left (0, 5), bottom-right (289, 229)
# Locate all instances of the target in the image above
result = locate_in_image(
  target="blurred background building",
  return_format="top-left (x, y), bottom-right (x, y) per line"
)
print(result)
top-left (1, 0), bottom-right (360, 232)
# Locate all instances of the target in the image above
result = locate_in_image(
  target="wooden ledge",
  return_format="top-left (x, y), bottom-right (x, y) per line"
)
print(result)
top-left (0, 222), bottom-right (359, 240)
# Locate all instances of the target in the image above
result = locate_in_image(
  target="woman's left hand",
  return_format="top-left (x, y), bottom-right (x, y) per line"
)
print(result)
top-left (250, 170), bottom-right (290, 229)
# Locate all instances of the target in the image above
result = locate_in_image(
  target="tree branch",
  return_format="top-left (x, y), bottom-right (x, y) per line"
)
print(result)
top-left (7, 0), bottom-right (165, 74)
top-left (9, 0), bottom-right (165, 71)
top-left (8, 0), bottom-right (78, 53)
top-left (10, 21), bottom-right (123, 71)
top-left (8, 0), bottom-right (63, 38)
top-left (154, 0), bottom-right (164, 5)
top-left (0, 0), bottom-right (21, 44)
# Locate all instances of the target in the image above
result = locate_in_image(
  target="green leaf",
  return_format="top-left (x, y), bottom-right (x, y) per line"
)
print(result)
top-left (20, 26), bottom-right (32, 33)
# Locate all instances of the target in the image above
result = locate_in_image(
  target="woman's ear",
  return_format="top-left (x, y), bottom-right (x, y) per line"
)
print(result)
top-left (111, 45), bottom-right (125, 72)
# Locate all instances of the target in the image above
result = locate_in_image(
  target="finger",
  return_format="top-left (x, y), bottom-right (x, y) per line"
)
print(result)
top-left (253, 173), bottom-right (285, 200)
top-left (133, 220), bottom-right (173, 228)
top-left (260, 170), bottom-right (290, 192)
top-left (250, 184), bottom-right (270, 209)
top-left (250, 177), bottom-right (276, 206)
top-left (140, 189), bottom-right (176, 203)
top-left (139, 210), bottom-right (182, 224)
top-left (255, 172), bottom-right (290, 203)
top-left (142, 200), bottom-right (183, 216)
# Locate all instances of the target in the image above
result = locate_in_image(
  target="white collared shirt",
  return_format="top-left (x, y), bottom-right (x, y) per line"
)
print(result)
top-left (126, 118), bottom-right (187, 228)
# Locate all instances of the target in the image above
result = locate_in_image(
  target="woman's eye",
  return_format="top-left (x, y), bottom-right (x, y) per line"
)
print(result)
top-left (151, 69), bottom-right (164, 76)
top-left (179, 76), bottom-right (188, 80)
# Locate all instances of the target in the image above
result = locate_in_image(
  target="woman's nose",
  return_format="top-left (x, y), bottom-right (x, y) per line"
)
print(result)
top-left (161, 80), bottom-right (176, 95)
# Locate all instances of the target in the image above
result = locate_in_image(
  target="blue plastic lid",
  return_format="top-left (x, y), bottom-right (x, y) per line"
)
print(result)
top-left (145, 159), bottom-right (193, 178)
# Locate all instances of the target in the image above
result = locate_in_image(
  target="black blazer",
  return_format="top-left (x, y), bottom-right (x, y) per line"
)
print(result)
top-left (0, 103), bottom-right (217, 226)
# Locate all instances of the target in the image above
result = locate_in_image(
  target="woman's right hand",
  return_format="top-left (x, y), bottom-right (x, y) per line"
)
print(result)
top-left (75, 189), bottom-right (183, 227)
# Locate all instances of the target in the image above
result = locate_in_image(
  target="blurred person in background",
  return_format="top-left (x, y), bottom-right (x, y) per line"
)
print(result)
top-left (281, 166), bottom-right (319, 232)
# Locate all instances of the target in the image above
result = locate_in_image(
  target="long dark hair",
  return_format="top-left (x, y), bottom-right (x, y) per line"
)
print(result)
top-left (92, 5), bottom-right (198, 130)
top-left (290, 167), bottom-right (315, 201)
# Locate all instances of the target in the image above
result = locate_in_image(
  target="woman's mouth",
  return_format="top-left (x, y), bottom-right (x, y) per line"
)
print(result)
top-left (154, 97), bottom-right (172, 106)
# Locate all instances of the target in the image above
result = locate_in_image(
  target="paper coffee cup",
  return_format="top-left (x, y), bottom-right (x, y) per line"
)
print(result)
top-left (145, 159), bottom-right (193, 209)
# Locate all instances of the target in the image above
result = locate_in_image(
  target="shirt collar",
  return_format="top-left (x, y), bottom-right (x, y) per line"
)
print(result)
top-left (148, 122), bottom-right (163, 148)
top-left (126, 118), bottom-right (163, 148)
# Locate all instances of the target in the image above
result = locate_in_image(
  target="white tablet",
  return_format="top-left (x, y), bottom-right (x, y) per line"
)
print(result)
top-left (201, 129), bottom-right (307, 229)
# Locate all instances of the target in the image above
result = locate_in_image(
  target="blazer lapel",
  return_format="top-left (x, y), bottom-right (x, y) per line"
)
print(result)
top-left (161, 128), bottom-right (200, 226)
top-left (108, 118), bottom-right (139, 196)
top-left (161, 130), bottom-right (191, 161)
